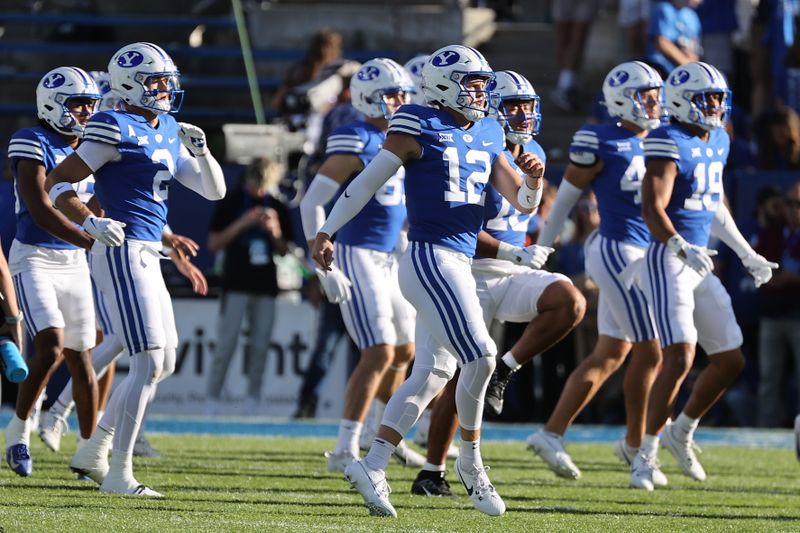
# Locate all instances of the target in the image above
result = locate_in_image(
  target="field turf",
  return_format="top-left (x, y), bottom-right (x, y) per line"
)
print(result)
top-left (1, 433), bottom-right (798, 532)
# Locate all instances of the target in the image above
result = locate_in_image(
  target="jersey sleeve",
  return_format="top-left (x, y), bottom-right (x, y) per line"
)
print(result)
top-left (568, 126), bottom-right (599, 167)
top-left (8, 129), bottom-right (44, 163)
top-left (643, 128), bottom-right (680, 161)
top-left (387, 105), bottom-right (422, 137)
top-left (325, 125), bottom-right (366, 156)
top-left (82, 112), bottom-right (123, 145)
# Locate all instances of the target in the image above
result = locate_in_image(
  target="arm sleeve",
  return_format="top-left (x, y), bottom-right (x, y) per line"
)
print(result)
top-left (75, 141), bottom-right (122, 172)
top-left (537, 178), bottom-right (584, 247)
top-left (711, 201), bottom-right (754, 258)
top-left (300, 174), bottom-right (340, 241)
top-left (318, 149), bottom-right (403, 237)
top-left (174, 144), bottom-right (227, 201)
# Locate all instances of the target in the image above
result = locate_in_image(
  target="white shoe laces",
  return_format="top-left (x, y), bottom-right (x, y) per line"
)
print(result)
top-left (470, 465), bottom-right (496, 500)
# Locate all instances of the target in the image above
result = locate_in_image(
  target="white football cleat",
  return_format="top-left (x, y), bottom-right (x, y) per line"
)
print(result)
top-left (69, 442), bottom-right (109, 485)
top-left (526, 431), bottom-right (581, 479)
top-left (629, 451), bottom-right (656, 491)
top-left (344, 459), bottom-right (397, 517)
top-left (454, 456), bottom-right (506, 516)
top-left (614, 438), bottom-right (667, 487)
top-left (100, 477), bottom-right (163, 497)
top-left (325, 450), bottom-right (358, 473)
top-left (661, 422), bottom-right (706, 481)
top-left (392, 440), bottom-right (425, 468)
top-left (39, 410), bottom-right (69, 453)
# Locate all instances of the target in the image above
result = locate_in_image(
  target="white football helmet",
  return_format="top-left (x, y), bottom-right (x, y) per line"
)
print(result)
top-left (350, 58), bottom-right (415, 119)
top-left (89, 71), bottom-right (122, 111)
top-left (108, 42), bottom-right (183, 114)
top-left (36, 66), bottom-right (101, 137)
top-left (421, 45), bottom-right (495, 122)
top-left (404, 54), bottom-right (429, 105)
top-left (602, 61), bottom-right (664, 130)
top-left (490, 70), bottom-right (541, 145)
top-left (665, 62), bottom-right (731, 130)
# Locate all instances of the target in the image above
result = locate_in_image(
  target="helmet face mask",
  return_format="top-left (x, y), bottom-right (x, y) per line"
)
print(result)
top-left (109, 42), bottom-right (184, 115)
top-left (36, 66), bottom-right (101, 137)
top-left (602, 61), bottom-right (664, 131)
top-left (421, 45), bottom-right (496, 122)
top-left (665, 62), bottom-right (731, 131)
top-left (351, 58), bottom-right (415, 119)
top-left (489, 70), bottom-right (541, 144)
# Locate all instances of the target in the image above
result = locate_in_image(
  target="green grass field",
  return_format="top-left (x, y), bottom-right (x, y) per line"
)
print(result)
top-left (1, 433), bottom-right (799, 532)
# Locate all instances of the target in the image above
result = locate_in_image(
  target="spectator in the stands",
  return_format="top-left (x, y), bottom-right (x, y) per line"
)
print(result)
top-left (205, 157), bottom-right (294, 416)
top-left (550, 0), bottom-right (600, 113)
top-left (618, 0), bottom-right (651, 58)
top-left (754, 103), bottom-right (800, 171)
top-left (695, 0), bottom-right (737, 77)
top-left (646, 0), bottom-right (703, 77)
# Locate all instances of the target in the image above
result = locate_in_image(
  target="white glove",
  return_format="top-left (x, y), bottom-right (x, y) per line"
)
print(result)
top-left (667, 234), bottom-right (717, 277)
top-left (315, 265), bottom-right (352, 304)
top-left (741, 253), bottom-right (779, 288)
top-left (177, 122), bottom-right (208, 156)
top-left (83, 215), bottom-right (126, 247)
top-left (496, 241), bottom-right (554, 270)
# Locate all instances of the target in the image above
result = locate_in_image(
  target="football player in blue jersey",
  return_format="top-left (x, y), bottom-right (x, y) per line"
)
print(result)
top-left (43, 42), bottom-right (226, 497)
top-left (409, 70), bottom-right (587, 498)
top-left (299, 58), bottom-right (423, 471)
top-left (630, 62), bottom-right (778, 490)
top-left (526, 61), bottom-right (668, 483)
top-left (403, 54), bottom-right (429, 106)
top-left (4, 67), bottom-right (102, 478)
top-left (311, 45), bottom-right (545, 517)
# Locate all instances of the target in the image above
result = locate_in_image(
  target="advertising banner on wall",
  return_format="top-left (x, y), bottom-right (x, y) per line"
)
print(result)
top-left (137, 298), bottom-right (350, 418)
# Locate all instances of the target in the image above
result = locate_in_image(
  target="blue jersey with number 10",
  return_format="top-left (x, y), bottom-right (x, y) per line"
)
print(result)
top-left (570, 122), bottom-right (651, 247)
top-left (481, 138), bottom-right (546, 249)
top-left (387, 104), bottom-right (505, 256)
top-left (83, 110), bottom-right (183, 241)
top-left (643, 123), bottom-right (729, 247)
top-left (325, 121), bottom-right (406, 252)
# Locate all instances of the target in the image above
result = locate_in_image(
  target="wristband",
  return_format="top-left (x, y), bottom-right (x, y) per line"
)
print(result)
top-left (48, 182), bottom-right (74, 206)
top-left (5, 312), bottom-right (23, 325)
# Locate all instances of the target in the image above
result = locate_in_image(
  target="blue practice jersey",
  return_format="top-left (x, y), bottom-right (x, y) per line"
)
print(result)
top-left (643, 123), bottom-right (729, 247)
top-left (325, 121), bottom-right (406, 252)
top-left (387, 104), bottom-right (505, 256)
top-left (481, 139), bottom-right (546, 250)
top-left (8, 126), bottom-right (94, 249)
top-left (570, 122), bottom-right (651, 247)
top-left (83, 110), bottom-right (183, 241)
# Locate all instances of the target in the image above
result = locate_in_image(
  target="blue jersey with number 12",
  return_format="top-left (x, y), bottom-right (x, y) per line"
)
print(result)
top-left (481, 138), bottom-right (546, 249)
top-left (644, 123), bottom-right (729, 247)
top-left (82, 110), bottom-right (183, 241)
top-left (387, 104), bottom-right (505, 256)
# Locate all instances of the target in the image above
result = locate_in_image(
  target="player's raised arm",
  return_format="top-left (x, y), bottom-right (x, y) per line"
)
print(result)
top-left (173, 123), bottom-right (226, 201)
top-left (489, 150), bottom-right (544, 214)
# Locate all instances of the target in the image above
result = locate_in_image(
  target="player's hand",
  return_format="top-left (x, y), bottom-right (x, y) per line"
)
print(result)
top-left (83, 215), bottom-right (126, 247)
top-left (315, 265), bottom-right (352, 304)
top-left (741, 253), bottom-right (779, 288)
top-left (514, 152), bottom-right (545, 179)
top-left (0, 322), bottom-right (22, 353)
top-left (177, 122), bottom-right (208, 156)
top-left (163, 232), bottom-right (199, 259)
top-left (496, 242), bottom-right (554, 269)
top-left (667, 234), bottom-right (716, 277)
top-left (311, 232), bottom-right (334, 271)
top-left (171, 252), bottom-right (208, 296)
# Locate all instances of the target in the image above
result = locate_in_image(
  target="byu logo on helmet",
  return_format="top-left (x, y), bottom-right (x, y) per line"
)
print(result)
top-left (357, 66), bottom-right (381, 81)
top-left (117, 51), bottom-right (144, 68)
top-left (43, 73), bottom-right (66, 89)
top-left (671, 69), bottom-right (691, 85)
top-left (432, 50), bottom-right (460, 67)
top-left (608, 70), bottom-right (629, 87)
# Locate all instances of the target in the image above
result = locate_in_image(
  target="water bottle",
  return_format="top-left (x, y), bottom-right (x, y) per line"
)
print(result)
top-left (0, 336), bottom-right (28, 383)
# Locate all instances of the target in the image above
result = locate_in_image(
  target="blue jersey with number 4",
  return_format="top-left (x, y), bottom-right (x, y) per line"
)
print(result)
top-left (83, 110), bottom-right (183, 241)
top-left (569, 122), bottom-right (650, 246)
top-left (643, 123), bottom-right (729, 247)
top-left (325, 121), bottom-right (406, 252)
top-left (387, 104), bottom-right (505, 256)
top-left (481, 139), bottom-right (546, 249)
top-left (8, 126), bottom-right (94, 249)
